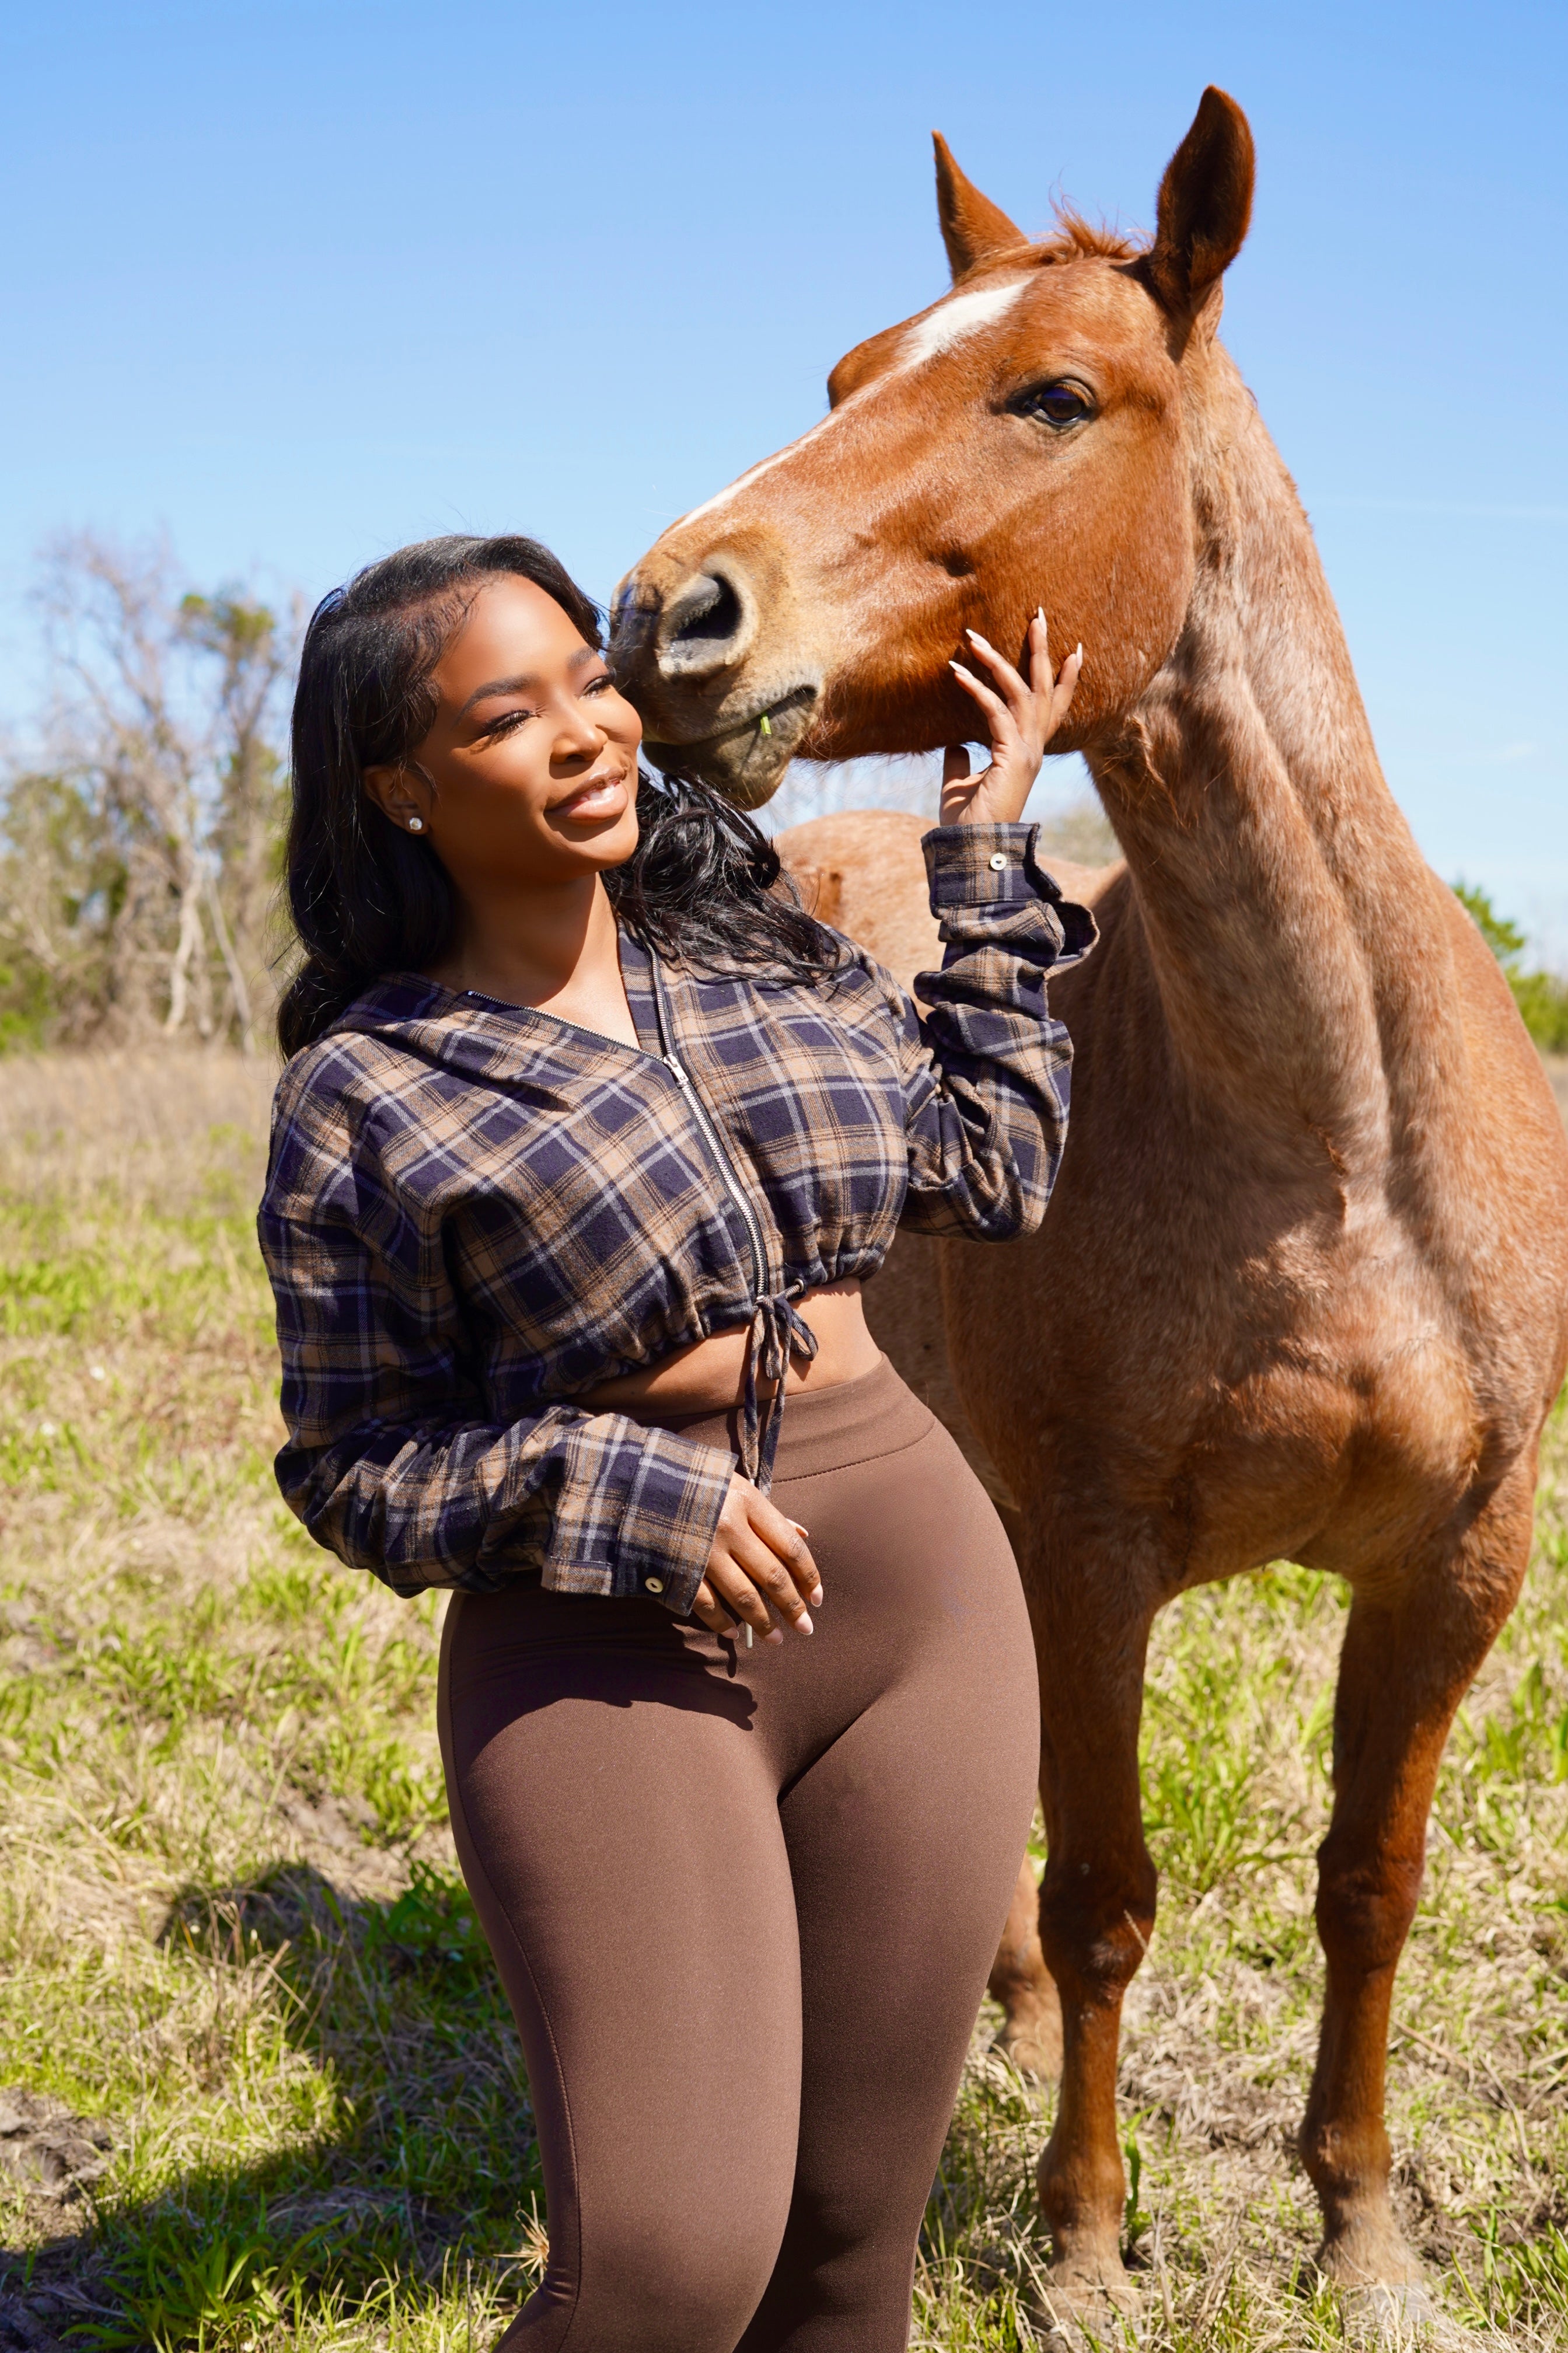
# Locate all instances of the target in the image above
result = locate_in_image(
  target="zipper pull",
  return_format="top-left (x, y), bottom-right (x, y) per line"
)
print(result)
top-left (665, 1055), bottom-right (690, 1085)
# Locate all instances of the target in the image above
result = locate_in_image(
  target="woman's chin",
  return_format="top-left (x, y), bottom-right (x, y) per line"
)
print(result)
top-left (549, 807), bottom-right (640, 867)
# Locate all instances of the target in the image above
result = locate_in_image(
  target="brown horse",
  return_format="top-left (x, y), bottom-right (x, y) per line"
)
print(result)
top-left (612, 90), bottom-right (1568, 2314)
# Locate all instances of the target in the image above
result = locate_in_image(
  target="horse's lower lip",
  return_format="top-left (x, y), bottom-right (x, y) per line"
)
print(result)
top-left (642, 685), bottom-right (819, 810)
top-left (647, 683), bottom-right (819, 758)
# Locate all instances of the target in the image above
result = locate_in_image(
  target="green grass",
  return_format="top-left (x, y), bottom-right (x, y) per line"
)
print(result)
top-left (0, 1052), bottom-right (1564, 2349)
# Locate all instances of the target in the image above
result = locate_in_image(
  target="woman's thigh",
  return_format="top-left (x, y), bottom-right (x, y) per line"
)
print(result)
top-left (439, 1589), bottom-right (802, 2353)
top-left (738, 1420), bottom-right (1042, 2351)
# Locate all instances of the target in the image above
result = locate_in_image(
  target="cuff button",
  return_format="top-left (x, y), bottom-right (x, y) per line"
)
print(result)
top-left (987, 850), bottom-right (1008, 871)
top-left (644, 1575), bottom-right (665, 1594)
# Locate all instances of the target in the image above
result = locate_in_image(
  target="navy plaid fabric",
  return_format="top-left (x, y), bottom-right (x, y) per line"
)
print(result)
top-left (259, 822), bottom-right (1095, 1617)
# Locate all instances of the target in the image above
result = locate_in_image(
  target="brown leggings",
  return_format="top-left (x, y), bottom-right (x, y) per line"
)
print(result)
top-left (437, 1356), bottom-right (1039, 2353)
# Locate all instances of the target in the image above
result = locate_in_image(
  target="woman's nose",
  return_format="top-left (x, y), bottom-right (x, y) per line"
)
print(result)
top-left (554, 703), bottom-right (605, 759)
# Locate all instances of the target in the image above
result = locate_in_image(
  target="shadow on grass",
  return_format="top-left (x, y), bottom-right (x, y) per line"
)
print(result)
top-left (0, 1865), bottom-right (543, 2351)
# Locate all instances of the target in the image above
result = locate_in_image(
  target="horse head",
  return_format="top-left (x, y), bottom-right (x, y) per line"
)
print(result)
top-left (613, 89), bottom-right (1255, 807)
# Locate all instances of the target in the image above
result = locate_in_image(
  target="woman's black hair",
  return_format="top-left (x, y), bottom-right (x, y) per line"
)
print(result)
top-left (278, 532), bottom-right (836, 1057)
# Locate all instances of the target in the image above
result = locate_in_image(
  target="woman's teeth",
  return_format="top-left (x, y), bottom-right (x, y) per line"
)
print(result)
top-left (567, 777), bottom-right (621, 812)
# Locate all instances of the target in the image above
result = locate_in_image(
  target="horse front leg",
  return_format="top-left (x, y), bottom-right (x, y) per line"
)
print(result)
top-left (1302, 1464), bottom-right (1533, 2308)
top-left (1028, 1556), bottom-right (1158, 2305)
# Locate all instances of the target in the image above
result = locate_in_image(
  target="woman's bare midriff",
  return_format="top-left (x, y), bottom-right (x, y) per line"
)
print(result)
top-left (580, 1279), bottom-right (882, 1416)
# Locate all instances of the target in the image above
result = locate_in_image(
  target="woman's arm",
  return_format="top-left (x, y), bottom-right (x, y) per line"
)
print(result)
top-left (260, 1204), bottom-right (738, 1618)
top-left (888, 617), bottom-right (1099, 1240)
top-left (888, 833), bottom-right (1094, 1240)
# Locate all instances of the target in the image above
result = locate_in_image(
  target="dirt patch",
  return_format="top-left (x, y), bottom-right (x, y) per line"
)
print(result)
top-left (0, 2089), bottom-right (109, 2201)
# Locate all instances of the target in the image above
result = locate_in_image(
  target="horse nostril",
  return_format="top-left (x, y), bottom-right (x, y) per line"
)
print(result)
top-left (657, 571), bottom-right (753, 679)
top-left (670, 573), bottom-right (743, 647)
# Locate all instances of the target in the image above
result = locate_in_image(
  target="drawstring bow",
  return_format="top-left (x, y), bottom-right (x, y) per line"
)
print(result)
top-left (739, 1291), bottom-right (818, 1492)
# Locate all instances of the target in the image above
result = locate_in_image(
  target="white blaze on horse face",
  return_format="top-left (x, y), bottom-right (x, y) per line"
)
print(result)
top-left (896, 278), bottom-right (1029, 369)
top-left (673, 277), bottom-right (1030, 533)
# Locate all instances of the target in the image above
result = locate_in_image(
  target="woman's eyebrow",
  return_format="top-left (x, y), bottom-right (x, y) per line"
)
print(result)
top-left (458, 647), bottom-right (600, 719)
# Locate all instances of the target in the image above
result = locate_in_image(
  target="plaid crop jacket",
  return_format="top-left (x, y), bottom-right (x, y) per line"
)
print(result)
top-left (259, 822), bottom-right (1095, 1619)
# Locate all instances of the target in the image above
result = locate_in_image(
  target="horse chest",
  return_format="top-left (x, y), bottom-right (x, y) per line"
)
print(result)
top-left (958, 1190), bottom-right (1492, 1589)
top-left (1174, 1210), bottom-right (1490, 1585)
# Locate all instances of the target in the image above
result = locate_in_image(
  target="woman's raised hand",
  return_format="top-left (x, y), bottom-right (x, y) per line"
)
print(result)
top-left (692, 1476), bottom-right (822, 1643)
top-left (941, 610), bottom-right (1083, 828)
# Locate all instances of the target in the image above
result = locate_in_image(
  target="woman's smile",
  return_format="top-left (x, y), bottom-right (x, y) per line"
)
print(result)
top-left (553, 767), bottom-right (631, 823)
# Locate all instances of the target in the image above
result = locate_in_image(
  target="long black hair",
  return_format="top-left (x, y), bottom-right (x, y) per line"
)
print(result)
top-left (278, 533), bottom-right (835, 1057)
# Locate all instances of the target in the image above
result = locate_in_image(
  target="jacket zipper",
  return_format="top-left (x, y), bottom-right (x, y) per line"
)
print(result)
top-left (460, 958), bottom-right (772, 1300)
top-left (649, 956), bottom-right (769, 1298)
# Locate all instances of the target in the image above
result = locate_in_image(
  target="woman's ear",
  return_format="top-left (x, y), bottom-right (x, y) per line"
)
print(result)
top-left (363, 763), bottom-right (434, 837)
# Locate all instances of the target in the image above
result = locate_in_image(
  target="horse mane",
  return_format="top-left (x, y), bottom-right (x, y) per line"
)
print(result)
top-left (1038, 208), bottom-right (1140, 263)
top-left (975, 209), bottom-right (1141, 275)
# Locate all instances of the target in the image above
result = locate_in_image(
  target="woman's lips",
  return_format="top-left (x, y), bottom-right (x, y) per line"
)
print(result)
top-left (556, 770), bottom-right (628, 819)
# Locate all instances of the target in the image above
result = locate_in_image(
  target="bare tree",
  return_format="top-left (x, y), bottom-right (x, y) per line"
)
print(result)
top-left (0, 535), bottom-right (298, 1050)
top-left (180, 587), bottom-right (296, 1050)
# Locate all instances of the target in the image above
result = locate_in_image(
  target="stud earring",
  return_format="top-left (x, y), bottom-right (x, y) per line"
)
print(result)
top-left (407, 816), bottom-right (424, 833)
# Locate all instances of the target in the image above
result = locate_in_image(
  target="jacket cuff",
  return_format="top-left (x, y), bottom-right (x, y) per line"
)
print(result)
top-left (544, 1420), bottom-right (735, 1617)
top-left (921, 823), bottom-right (1098, 963)
top-left (923, 822), bottom-right (1054, 910)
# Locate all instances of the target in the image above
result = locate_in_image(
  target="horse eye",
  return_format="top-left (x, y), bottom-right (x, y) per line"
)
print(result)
top-left (1011, 380), bottom-right (1094, 430)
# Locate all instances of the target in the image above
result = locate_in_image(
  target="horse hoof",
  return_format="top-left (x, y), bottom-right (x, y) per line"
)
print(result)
top-left (1031, 2257), bottom-right (1140, 2345)
top-left (1337, 2282), bottom-right (1468, 2347)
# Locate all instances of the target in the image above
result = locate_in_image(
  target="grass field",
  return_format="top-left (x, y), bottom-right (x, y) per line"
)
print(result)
top-left (0, 1052), bottom-right (1564, 2352)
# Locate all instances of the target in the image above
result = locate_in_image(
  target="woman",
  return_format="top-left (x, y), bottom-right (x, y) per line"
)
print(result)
top-left (260, 533), bottom-right (1094, 2353)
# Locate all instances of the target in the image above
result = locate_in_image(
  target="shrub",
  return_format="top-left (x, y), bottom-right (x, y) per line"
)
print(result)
top-left (1454, 881), bottom-right (1568, 1053)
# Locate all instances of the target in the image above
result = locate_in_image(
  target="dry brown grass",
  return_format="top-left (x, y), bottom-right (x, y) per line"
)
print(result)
top-left (0, 1049), bottom-right (275, 1212)
top-left (0, 1050), bottom-right (1563, 2352)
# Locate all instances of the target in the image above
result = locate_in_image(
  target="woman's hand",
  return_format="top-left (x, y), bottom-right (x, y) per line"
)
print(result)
top-left (691, 1476), bottom-right (821, 1643)
top-left (941, 611), bottom-right (1084, 828)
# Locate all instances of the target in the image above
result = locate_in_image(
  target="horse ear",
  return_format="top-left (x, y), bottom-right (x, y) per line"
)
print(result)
top-left (1146, 87), bottom-right (1255, 318)
top-left (933, 134), bottom-right (1024, 282)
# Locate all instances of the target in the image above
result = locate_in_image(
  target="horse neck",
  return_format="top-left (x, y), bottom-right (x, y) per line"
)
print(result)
top-left (1087, 354), bottom-right (1465, 1174)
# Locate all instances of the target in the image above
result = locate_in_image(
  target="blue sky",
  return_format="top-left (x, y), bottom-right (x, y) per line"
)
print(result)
top-left (1, 0), bottom-right (1563, 951)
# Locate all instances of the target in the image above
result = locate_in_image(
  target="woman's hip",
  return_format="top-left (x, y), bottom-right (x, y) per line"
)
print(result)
top-left (768, 1375), bottom-right (1036, 1720)
top-left (443, 1355), bottom-right (1036, 1768)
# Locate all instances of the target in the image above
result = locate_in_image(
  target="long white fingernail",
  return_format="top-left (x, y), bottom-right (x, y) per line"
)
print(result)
top-left (790, 1520), bottom-right (811, 1534)
top-left (1036, 605), bottom-right (1046, 622)
top-left (810, 1586), bottom-right (824, 1607)
top-left (796, 1614), bottom-right (814, 1636)
top-left (766, 1627), bottom-right (784, 1646)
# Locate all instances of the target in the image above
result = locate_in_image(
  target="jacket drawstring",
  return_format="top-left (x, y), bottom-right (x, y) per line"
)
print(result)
top-left (739, 1290), bottom-right (819, 1493)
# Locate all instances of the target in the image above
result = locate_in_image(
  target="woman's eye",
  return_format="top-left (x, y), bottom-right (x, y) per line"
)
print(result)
top-left (1010, 381), bottom-right (1094, 430)
top-left (485, 707), bottom-right (535, 736)
top-left (581, 673), bottom-right (613, 696)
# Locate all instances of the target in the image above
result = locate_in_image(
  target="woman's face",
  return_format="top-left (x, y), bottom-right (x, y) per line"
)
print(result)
top-left (364, 574), bottom-right (643, 885)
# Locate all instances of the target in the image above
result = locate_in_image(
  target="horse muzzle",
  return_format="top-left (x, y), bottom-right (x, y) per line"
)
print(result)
top-left (610, 546), bottom-right (823, 807)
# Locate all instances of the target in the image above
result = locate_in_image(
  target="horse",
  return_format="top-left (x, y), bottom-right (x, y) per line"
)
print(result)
top-left (610, 89), bottom-right (1568, 2317)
